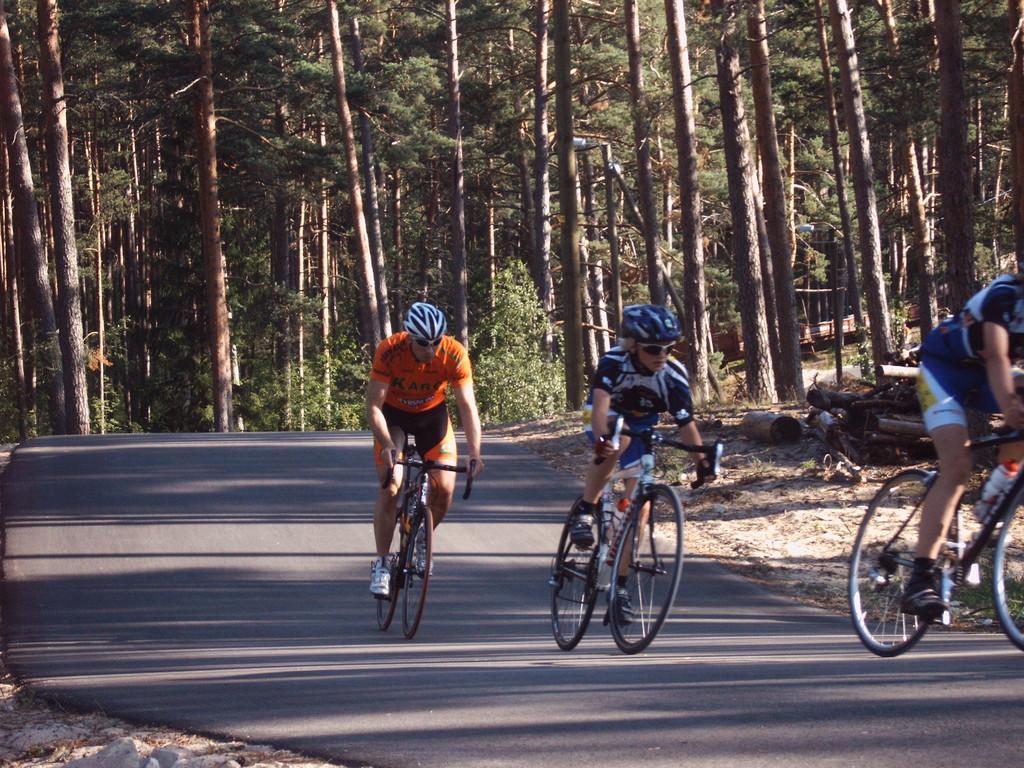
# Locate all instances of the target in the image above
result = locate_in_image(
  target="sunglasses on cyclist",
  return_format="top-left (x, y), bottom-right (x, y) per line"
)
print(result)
top-left (414, 338), bottom-right (440, 348)
top-left (640, 343), bottom-right (673, 355)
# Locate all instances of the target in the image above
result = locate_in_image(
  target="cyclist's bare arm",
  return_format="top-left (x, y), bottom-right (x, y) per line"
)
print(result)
top-left (366, 379), bottom-right (397, 470)
top-left (981, 323), bottom-right (1024, 429)
top-left (676, 420), bottom-right (704, 467)
top-left (453, 382), bottom-right (485, 477)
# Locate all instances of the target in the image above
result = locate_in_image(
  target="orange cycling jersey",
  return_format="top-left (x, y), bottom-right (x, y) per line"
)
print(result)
top-left (370, 332), bottom-right (473, 412)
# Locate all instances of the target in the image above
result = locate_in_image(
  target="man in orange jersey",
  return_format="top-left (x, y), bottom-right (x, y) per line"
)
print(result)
top-left (365, 302), bottom-right (484, 595)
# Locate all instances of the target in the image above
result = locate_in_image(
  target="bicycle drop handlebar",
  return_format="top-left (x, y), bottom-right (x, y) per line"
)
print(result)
top-left (594, 415), bottom-right (724, 489)
top-left (382, 451), bottom-right (477, 500)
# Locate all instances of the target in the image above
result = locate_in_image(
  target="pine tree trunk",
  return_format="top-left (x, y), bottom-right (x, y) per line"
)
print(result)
top-left (624, 0), bottom-right (663, 304)
top-left (85, 134), bottom-right (105, 433)
top-left (553, 0), bottom-right (584, 408)
top-left (445, 0), bottom-right (469, 348)
top-left (350, 17), bottom-right (392, 337)
top-left (37, 0), bottom-right (88, 434)
top-left (1007, 0), bottom-right (1024, 264)
top-left (600, 144), bottom-right (623, 333)
top-left (0, 3), bottom-right (64, 433)
top-left (126, 120), bottom-right (147, 427)
top-left (814, 0), bottom-right (864, 336)
top-left (1, 137), bottom-right (27, 439)
top-left (935, 0), bottom-right (976, 307)
top-left (664, 0), bottom-right (711, 402)
top-left (713, 0), bottom-right (775, 403)
top-left (533, 0), bottom-right (556, 358)
top-left (186, 0), bottom-right (234, 432)
top-left (391, 167), bottom-right (404, 320)
top-left (326, 0), bottom-right (381, 348)
top-left (876, 0), bottom-right (938, 331)
top-left (746, 0), bottom-right (803, 399)
top-left (828, 0), bottom-right (895, 364)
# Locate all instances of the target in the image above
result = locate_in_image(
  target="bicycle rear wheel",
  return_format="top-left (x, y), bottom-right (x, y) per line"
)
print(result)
top-left (992, 497), bottom-right (1024, 651)
top-left (849, 469), bottom-right (932, 657)
top-left (402, 505), bottom-right (433, 639)
top-left (549, 510), bottom-right (598, 651)
top-left (375, 553), bottom-right (399, 631)
top-left (609, 484), bottom-right (683, 654)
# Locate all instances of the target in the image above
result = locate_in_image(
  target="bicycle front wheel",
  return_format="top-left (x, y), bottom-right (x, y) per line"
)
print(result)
top-left (849, 469), bottom-right (932, 657)
top-left (376, 553), bottom-right (399, 631)
top-left (402, 505), bottom-right (433, 639)
top-left (992, 497), bottom-right (1024, 651)
top-left (609, 484), bottom-right (683, 654)
top-left (549, 510), bottom-right (598, 651)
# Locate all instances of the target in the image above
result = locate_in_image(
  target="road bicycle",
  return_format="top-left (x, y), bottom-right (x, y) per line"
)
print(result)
top-left (548, 418), bottom-right (722, 654)
top-left (849, 427), bottom-right (1024, 656)
top-left (376, 438), bottom-right (474, 639)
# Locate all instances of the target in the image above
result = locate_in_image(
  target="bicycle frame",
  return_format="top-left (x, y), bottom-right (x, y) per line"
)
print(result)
top-left (594, 419), bottom-right (723, 589)
top-left (877, 429), bottom-right (1024, 607)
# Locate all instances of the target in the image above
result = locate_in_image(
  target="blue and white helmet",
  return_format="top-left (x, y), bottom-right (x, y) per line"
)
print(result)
top-left (620, 304), bottom-right (681, 344)
top-left (404, 302), bottom-right (448, 343)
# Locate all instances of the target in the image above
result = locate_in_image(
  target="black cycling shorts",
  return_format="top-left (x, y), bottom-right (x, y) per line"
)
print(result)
top-left (376, 401), bottom-right (456, 464)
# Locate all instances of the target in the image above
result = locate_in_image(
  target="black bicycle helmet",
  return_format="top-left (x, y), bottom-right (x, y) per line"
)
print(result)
top-left (404, 302), bottom-right (448, 343)
top-left (620, 304), bottom-right (681, 343)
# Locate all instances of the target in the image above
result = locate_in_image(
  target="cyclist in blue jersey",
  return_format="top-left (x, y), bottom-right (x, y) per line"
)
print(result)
top-left (909, 274), bottom-right (1024, 618)
top-left (569, 305), bottom-right (716, 566)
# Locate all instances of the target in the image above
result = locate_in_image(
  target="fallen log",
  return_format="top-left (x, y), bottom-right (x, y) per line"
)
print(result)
top-left (741, 411), bottom-right (802, 444)
top-left (876, 364), bottom-right (919, 379)
top-left (874, 417), bottom-right (928, 438)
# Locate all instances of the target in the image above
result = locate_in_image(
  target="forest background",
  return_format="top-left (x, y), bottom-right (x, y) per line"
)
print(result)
top-left (1, 0), bottom-right (1023, 441)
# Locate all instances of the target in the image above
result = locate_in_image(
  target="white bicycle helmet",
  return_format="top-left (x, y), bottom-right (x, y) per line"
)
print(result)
top-left (404, 302), bottom-right (448, 343)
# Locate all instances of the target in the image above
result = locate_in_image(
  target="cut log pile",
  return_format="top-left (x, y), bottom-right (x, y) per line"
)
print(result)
top-left (805, 365), bottom-right (934, 469)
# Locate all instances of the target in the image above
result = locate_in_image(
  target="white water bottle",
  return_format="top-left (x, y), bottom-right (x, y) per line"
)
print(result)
top-left (973, 460), bottom-right (1019, 524)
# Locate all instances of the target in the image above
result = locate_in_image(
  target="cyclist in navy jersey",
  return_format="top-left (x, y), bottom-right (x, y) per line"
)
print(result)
top-left (569, 304), bottom-right (716, 556)
top-left (908, 274), bottom-right (1024, 618)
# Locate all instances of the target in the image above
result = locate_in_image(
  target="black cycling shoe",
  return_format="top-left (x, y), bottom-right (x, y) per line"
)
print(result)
top-left (570, 513), bottom-right (595, 548)
top-left (613, 587), bottom-right (635, 625)
top-left (900, 585), bottom-right (948, 621)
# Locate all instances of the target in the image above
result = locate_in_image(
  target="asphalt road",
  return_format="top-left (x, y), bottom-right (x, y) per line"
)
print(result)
top-left (3, 432), bottom-right (1023, 768)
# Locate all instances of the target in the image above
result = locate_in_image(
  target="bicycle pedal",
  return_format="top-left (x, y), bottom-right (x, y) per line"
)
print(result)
top-left (939, 609), bottom-right (951, 626)
top-left (966, 563), bottom-right (981, 585)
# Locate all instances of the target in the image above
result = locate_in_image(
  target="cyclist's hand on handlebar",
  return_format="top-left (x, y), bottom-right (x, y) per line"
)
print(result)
top-left (594, 435), bottom-right (616, 460)
top-left (468, 455), bottom-right (485, 477)
top-left (1004, 395), bottom-right (1024, 430)
top-left (379, 446), bottom-right (396, 470)
top-left (694, 457), bottom-right (717, 486)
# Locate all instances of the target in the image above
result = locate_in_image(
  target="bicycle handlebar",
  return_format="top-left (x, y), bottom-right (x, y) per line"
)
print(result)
top-left (381, 451), bottom-right (476, 499)
top-left (976, 427), bottom-right (1024, 448)
top-left (594, 416), bottom-right (724, 488)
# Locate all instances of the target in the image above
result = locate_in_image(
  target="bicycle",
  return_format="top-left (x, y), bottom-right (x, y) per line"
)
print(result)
top-left (548, 418), bottom-right (723, 654)
top-left (375, 437), bottom-right (475, 639)
top-left (849, 427), bottom-right (1024, 656)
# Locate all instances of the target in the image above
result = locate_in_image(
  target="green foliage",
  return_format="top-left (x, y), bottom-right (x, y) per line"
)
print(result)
top-left (0, 0), bottom-right (1014, 441)
top-left (471, 263), bottom-right (565, 425)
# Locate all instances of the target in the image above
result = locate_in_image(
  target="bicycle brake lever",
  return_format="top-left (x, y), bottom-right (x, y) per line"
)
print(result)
top-left (691, 441), bottom-right (723, 489)
top-left (381, 449), bottom-right (398, 489)
top-left (462, 459), bottom-right (477, 500)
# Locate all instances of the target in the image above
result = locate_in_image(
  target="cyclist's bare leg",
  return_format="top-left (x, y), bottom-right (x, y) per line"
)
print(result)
top-left (916, 423), bottom-right (970, 559)
top-left (427, 468), bottom-right (455, 527)
top-left (373, 424), bottom-right (406, 557)
top-left (618, 478), bottom-right (644, 579)
top-left (581, 436), bottom-right (632, 503)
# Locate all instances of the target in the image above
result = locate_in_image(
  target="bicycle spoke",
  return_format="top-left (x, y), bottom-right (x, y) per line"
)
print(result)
top-left (849, 470), bottom-right (931, 657)
top-left (610, 485), bottom-right (683, 654)
top-left (550, 509), bottom-right (598, 651)
top-left (993, 504), bottom-right (1024, 652)
top-left (402, 506), bottom-right (433, 639)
